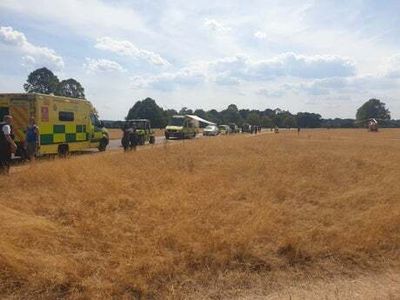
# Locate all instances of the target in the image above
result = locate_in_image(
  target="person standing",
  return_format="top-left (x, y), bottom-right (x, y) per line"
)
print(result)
top-left (25, 117), bottom-right (40, 161)
top-left (121, 123), bottom-right (132, 151)
top-left (0, 115), bottom-right (17, 175)
top-left (129, 127), bottom-right (138, 151)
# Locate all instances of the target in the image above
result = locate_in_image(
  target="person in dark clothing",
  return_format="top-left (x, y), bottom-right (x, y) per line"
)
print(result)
top-left (121, 123), bottom-right (132, 151)
top-left (129, 127), bottom-right (138, 151)
top-left (0, 115), bottom-right (17, 175)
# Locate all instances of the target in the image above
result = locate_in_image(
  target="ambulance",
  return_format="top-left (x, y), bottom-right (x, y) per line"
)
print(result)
top-left (0, 93), bottom-right (109, 157)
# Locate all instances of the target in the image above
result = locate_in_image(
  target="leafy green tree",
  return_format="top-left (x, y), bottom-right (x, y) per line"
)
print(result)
top-left (179, 107), bottom-right (193, 115)
top-left (278, 111), bottom-right (297, 128)
top-left (194, 109), bottom-right (207, 119)
top-left (246, 112), bottom-right (261, 125)
top-left (221, 104), bottom-right (243, 125)
top-left (356, 99), bottom-right (390, 121)
top-left (126, 98), bottom-right (167, 128)
top-left (206, 109), bottom-right (221, 124)
top-left (23, 67), bottom-right (59, 94)
top-left (260, 116), bottom-right (274, 128)
top-left (296, 112), bottom-right (322, 128)
top-left (55, 78), bottom-right (85, 99)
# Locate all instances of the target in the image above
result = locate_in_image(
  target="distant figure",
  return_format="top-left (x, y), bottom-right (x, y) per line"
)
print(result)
top-left (129, 127), bottom-right (138, 151)
top-left (297, 127), bottom-right (301, 135)
top-left (25, 117), bottom-right (40, 161)
top-left (0, 115), bottom-right (17, 174)
top-left (121, 123), bottom-right (132, 151)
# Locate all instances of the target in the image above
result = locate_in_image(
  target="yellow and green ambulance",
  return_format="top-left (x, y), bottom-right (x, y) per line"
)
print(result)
top-left (165, 115), bottom-right (197, 139)
top-left (0, 93), bottom-right (109, 157)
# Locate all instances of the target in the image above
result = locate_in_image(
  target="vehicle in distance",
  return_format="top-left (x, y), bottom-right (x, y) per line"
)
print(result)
top-left (228, 123), bottom-right (240, 133)
top-left (165, 115), bottom-right (197, 139)
top-left (241, 123), bottom-right (252, 133)
top-left (203, 125), bottom-right (219, 136)
top-left (218, 125), bottom-right (232, 135)
top-left (0, 93), bottom-right (109, 157)
top-left (123, 119), bottom-right (155, 145)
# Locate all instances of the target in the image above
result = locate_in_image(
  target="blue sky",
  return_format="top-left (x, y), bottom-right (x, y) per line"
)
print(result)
top-left (1, 0), bottom-right (400, 119)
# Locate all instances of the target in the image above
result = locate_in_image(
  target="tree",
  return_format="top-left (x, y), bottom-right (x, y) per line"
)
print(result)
top-left (246, 112), bottom-right (261, 125)
top-left (296, 112), bottom-right (322, 128)
top-left (193, 109), bottom-right (207, 119)
top-left (23, 67), bottom-right (59, 94)
top-left (126, 98), bottom-right (167, 128)
top-left (179, 107), bottom-right (193, 115)
top-left (356, 99), bottom-right (390, 121)
top-left (206, 109), bottom-right (221, 124)
top-left (221, 104), bottom-right (243, 125)
top-left (55, 78), bottom-right (85, 99)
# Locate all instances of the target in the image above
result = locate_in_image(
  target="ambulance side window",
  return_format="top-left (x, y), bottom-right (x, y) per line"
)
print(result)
top-left (90, 113), bottom-right (102, 128)
top-left (59, 111), bottom-right (74, 121)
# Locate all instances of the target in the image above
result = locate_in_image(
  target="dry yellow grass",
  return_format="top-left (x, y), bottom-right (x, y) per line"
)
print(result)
top-left (1, 129), bottom-right (400, 299)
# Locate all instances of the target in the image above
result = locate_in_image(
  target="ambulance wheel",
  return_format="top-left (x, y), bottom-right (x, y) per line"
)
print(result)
top-left (58, 144), bottom-right (69, 157)
top-left (98, 138), bottom-right (108, 151)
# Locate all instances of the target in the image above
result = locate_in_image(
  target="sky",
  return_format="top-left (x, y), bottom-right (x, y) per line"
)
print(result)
top-left (1, 0), bottom-right (400, 120)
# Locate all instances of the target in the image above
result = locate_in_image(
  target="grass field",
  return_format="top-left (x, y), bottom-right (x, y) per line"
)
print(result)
top-left (1, 129), bottom-right (399, 299)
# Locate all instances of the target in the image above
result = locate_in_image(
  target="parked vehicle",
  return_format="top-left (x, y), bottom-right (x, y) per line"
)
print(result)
top-left (165, 115), bottom-right (197, 139)
top-left (203, 125), bottom-right (219, 136)
top-left (122, 119), bottom-right (155, 145)
top-left (228, 123), bottom-right (240, 133)
top-left (0, 93), bottom-right (108, 157)
top-left (241, 123), bottom-right (252, 133)
top-left (218, 125), bottom-right (232, 135)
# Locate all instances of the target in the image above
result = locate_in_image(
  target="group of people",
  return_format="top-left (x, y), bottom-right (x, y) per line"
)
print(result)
top-left (121, 123), bottom-right (139, 151)
top-left (0, 115), bottom-right (40, 175)
top-left (250, 125), bottom-right (262, 134)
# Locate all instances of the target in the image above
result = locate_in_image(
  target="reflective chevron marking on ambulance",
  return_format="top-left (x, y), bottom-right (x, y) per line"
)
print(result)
top-left (10, 104), bottom-right (29, 142)
top-left (40, 124), bottom-right (88, 145)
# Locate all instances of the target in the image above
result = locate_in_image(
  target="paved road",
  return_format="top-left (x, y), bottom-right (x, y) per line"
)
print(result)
top-left (107, 134), bottom-right (204, 150)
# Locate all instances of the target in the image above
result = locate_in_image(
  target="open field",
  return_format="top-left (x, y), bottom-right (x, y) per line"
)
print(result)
top-left (1, 129), bottom-right (400, 299)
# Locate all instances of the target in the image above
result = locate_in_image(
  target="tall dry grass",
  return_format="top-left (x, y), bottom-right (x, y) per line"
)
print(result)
top-left (1, 129), bottom-right (399, 299)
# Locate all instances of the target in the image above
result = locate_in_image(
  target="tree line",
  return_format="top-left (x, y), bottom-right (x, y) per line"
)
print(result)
top-left (22, 67), bottom-right (397, 128)
top-left (117, 97), bottom-right (395, 129)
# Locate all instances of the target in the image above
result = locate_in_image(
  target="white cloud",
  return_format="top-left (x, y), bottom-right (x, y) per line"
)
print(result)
top-left (254, 31), bottom-right (267, 39)
top-left (85, 58), bottom-right (126, 73)
top-left (210, 53), bottom-right (355, 82)
top-left (0, 26), bottom-right (64, 70)
top-left (385, 54), bottom-right (400, 78)
top-left (0, 0), bottom-right (144, 38)
top-left (131, 64), bottom-right (207, 90)
top-left (257, 87), bottom-right (287, 98)
top-left (95, 37), bottom-right (170, 66)
top-left (204, 18), bottom-right (231, 33)
top-left (130, 52), bottom-right (356, 91)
